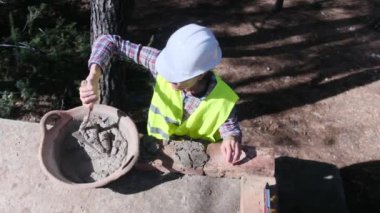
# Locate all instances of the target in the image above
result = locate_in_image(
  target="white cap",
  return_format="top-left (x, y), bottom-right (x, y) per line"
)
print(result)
top-left (155, 24), bottom-right (222, 83)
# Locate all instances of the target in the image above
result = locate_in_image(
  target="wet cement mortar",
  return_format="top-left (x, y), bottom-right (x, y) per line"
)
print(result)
top-left (60, 115), bottom-right (128, 182)
top-left (168, 140), bottom-right (209, 169)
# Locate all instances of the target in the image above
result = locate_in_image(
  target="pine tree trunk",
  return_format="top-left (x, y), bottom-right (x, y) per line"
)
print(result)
top-left (90, 0), bottom-right (134, 111)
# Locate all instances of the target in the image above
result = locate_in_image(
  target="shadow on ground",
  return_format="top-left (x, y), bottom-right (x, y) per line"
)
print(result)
top-left (275, 157), bottom-right (380, 212)
top-left (340, 161), bottom-right (380, 213)
top-left (106, 169), bottom-right (183, 194)
top-left (275, 156), bottom-right (348, 213)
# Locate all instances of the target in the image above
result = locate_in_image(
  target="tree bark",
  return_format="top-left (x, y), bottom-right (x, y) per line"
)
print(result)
top-left (274, 0), bottom-right (284, 12)
top-left (90, 0), bottom-right (134, 111)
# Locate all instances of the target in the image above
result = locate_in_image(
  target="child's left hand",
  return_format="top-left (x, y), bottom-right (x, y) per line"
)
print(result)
top-left (220, 136), bottom-right (241, 164)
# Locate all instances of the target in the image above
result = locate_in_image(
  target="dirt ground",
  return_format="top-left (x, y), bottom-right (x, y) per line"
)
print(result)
top-left (125, 0), bottom-right (380, 167)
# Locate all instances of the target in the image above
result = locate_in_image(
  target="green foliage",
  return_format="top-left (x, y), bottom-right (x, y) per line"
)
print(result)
top-left (24, 3), bottom-right (47, 34)
top-left (0, 3), bottom-right (90, 119)
top-left (16, 79), bottom-right (37, 110)
top-left (0, 91), bottom-right (16, 118)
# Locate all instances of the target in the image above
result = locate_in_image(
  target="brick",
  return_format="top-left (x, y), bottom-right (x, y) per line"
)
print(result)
top-left (203, 144), bottom-right (275, 178)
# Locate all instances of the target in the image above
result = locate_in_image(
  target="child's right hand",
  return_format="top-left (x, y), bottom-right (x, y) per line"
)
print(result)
top-left (79, 64), bottom-right (102, 109)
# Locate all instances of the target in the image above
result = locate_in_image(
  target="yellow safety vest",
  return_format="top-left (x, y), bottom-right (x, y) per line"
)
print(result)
top-left (147, 74), bottom-right (239, 142)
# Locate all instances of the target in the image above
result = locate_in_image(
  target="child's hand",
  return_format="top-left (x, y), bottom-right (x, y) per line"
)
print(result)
top-left (220, 136), bottom-right (241, 164)
top-left (79, 64), bottom-right (102, 109)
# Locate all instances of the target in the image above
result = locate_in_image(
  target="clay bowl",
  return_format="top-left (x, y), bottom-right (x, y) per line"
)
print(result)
top-left (39, 104), bottom-right (139, 189)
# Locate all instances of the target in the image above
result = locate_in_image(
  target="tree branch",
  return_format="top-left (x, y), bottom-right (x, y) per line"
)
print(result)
top-left (0, 42), bottom-right (45, 54)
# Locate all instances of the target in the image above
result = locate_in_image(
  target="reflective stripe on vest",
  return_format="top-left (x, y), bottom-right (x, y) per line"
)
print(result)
top-left (147, 74), bottom-right (238, 142)
top-left (147, 123), bottom-right (170, 140)
top-left (150, 104), bottom-right (181, 125)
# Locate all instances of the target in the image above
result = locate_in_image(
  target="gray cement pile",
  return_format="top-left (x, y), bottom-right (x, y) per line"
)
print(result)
top-left (60, 115), bottom-right (128, 182)
top-left (170, 140), bottom-right (209, 169)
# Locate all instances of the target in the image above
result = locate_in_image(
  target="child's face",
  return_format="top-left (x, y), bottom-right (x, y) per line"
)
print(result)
top-left (170, 74), bottom-right (204, 91)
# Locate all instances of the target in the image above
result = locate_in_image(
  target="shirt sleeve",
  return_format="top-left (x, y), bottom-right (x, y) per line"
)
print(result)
top-left (88, 34), bottom-right (160, 77)
top-left (218, 107), bottom-right (242, 143)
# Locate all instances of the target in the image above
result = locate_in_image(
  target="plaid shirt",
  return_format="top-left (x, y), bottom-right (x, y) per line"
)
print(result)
top-left (89, 35), bottom-right (242, 142)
